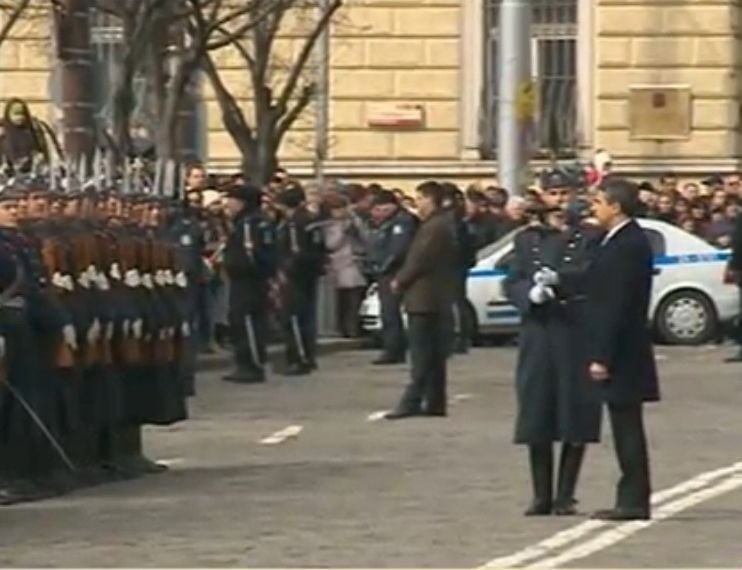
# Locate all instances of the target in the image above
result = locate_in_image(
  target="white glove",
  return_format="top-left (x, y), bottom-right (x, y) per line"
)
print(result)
top-left (534, 267), bottom-right (560, 287)
top-left (87, 319), bottom-right (101, 343)
top-left (122, 319), bottom-right (131, 337)
top-left (528, 284), bottom-right (555, 305)
top-left (62, 324), bottom-right (78, 351)
top-left (132, 319), bottom-right (144, 340)
top-left (105, 322), bottom-right (114, 341)
top-left (181, 321), bottom-right (191, 338)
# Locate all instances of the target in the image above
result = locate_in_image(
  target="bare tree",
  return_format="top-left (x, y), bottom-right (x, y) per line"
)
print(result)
top-left (92, 0), bottom-right (279, 163)
top-left (198, 0), bottom-right (343, 185)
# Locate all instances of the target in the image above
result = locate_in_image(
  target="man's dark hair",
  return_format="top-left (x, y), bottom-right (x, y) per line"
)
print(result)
top-left (416, 180), bottom-right (445, 207)
top-left (599, 176), bottom-right (640, 216)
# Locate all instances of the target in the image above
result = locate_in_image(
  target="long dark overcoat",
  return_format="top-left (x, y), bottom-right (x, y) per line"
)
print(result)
top-left (504, 221), bottom-right (604, 444)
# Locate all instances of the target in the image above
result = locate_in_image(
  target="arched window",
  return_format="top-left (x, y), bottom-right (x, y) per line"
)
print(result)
top-left (481, 0), bottom-right (578, 158)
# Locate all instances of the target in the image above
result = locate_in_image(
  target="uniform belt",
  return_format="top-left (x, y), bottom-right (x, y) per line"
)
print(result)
top-left (0, 296), bottom-right (26, 310)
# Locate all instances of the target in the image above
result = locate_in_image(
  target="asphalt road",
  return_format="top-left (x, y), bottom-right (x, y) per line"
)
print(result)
top-left (0, 344), bottom-right (741, 568)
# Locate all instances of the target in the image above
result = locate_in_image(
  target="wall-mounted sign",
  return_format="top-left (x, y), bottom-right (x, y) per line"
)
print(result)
top-left (628, 85), bottom-right (692, 140)
top-left (367, 103), bottom-right (425, 129)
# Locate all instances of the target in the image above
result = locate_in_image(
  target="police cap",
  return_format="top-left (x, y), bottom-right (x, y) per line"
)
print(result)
top-left (275, 184), bottom-right (306, 209)
top-left (224, 184), bottom-right (262, 210)
top-left (541, 169), bottom-right (575, 190)
top-left (371, 189), bottom-right (398, 206)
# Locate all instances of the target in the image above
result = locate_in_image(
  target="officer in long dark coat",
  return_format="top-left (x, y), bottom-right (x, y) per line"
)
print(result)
top-left (367, 190), bottom-right (416, 364)
top-left (504, 170), bottom-right (604, 516)
top-left (222, 185), bottom-right (276, 383)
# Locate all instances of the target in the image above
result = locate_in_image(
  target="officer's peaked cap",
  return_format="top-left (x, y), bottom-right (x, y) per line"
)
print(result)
top-left (224, 184), bottom-right (262, 208)
top-left (371, 189), bottom-right (398, 206)
top-left (276, 184), bottom-right (306, 208)
top-left (541, 169), bottom-right (575, 190)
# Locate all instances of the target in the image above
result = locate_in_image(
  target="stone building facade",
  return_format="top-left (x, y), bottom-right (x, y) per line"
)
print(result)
top-left (0, 0), bottom-right (740, 190)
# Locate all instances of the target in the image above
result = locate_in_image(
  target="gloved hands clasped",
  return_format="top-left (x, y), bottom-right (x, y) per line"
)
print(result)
top-left (529, 266), bottom-right (559, 305)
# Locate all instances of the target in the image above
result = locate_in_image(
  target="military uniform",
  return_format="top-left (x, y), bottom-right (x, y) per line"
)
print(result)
top-left (504, 171), bottom-right (605, 516)
top-left (368, 194), bottom-right (416, 364)
top-left (275, 188), bottom-right (326, 376)
top-left (222, 186), bottom-right (276, 383)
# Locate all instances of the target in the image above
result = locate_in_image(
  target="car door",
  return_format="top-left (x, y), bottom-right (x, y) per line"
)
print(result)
top-left (468, 244), bottom-right (521, 333)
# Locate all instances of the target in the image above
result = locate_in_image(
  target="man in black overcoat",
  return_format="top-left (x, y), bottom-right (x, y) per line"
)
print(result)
top-left (504, 170), bottom-right (604, 516)
top-left (586, 177), bottom-right (660, 521)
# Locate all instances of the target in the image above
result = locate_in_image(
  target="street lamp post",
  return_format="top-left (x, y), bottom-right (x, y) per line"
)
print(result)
top-left (497, 0), bottom-right (533, 196)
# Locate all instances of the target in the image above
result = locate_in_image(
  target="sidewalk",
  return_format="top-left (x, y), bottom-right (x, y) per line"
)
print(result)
top-left (196, 337), bottom-right (367, 372)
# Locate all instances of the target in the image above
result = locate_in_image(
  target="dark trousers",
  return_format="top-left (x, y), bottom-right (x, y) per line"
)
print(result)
top-left (378, 276), bottom-right (406, 359)
top-left (196, 283), bottom-right (213, 347)
top-left (282, 303), bottom-right (315, 367)
top-left (396, 313), bottom-right (447, 413)
top-left (228, 308), bottom-right (268, 374)
top-left (608, 403), bottom-right (651, 512)
top-left (451, 269), bottom-right (470, 353)
top-left (336, 286), bottom-right (365, 338)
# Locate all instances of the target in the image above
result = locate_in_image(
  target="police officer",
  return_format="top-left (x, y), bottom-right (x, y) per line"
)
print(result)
top-left (442, 183), bottom-right (477, 354)
top-left (274, 184), bottom-right (326, 376)
top-left (368, 190), bottom-right (416, 365)
top-left (222, 185), bottom-right (276, 383)
top-left (504, 169), bottom-right (604, 516)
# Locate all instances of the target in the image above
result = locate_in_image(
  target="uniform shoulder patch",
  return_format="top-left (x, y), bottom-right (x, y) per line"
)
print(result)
top-left (392, 224), bottom-right (404, 235)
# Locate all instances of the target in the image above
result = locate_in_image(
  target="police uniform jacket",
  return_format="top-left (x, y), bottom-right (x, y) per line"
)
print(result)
top-left (504, 219), bottom-right (604, 445)
top-left (224, 208), bottom-right (276, 312)
top-left (368, 208), bottom-right (417, 279)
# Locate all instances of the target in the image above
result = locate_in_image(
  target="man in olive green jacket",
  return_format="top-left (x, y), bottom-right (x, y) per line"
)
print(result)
top-left (385, 181), bottom-right (457, 420)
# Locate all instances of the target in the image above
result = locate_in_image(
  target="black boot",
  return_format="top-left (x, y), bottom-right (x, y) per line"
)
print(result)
top-left (554, 443), bottom-right (585, 515)
top-left (524, 443), bottom-right (553, 516)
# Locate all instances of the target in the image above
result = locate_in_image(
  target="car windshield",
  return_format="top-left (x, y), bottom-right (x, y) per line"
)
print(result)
top-left (475, 227), bottom-right (523, 261)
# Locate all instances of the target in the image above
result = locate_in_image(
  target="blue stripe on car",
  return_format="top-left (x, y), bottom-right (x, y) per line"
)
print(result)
top-left (469, 251), bottom-right (732, 279)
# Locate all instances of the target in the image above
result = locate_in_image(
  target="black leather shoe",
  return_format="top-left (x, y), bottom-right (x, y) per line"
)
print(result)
top-left (373, 356), bottom-right (405, 365)
top-left (222, 370), bottom-right (265, 384)
top-left (283, 363), bottom-right (311, 376)
top-left (553, 498), bottom-right (579, 516)
top-left (384, 409), bottom-right (422, 420)
top-left (524, 500), bottom-right (552, 516)
top-left (591, 507), bottom-right (650, 521)
top-left (424, 410), bottom-right (447, 417)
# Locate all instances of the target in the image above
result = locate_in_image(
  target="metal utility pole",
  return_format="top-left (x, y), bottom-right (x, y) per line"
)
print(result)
top-left (497, 0), bottom-right (533, 196)
top-left (55, 0), bottom-right (96, 162)
top-left (314, 0), bottom-right (330, 189)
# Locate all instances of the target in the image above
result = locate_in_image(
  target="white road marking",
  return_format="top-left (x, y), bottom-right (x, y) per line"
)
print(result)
top-left (535, 471), bottom-right (742, 568)
top-left (655, 354), bottom-right (668, 361)
top-left (259, 424), bottom-right (303, 445)
top-left (479, 460), bottom-right (742, 568)
top-left (367, 410), bottom-right (390, 422)
top-left (452, 393), bottom-right (475, 403)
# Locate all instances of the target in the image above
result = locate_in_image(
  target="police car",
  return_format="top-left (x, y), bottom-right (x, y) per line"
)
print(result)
top-left (359, 218), bottom-right (739, 346)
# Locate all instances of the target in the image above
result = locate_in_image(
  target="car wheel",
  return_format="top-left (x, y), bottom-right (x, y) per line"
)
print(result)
top-left (656, 290), bottom-right (718, 346)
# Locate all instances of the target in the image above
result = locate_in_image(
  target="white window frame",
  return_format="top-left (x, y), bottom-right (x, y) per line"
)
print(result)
top-left (459, 0), bottom-right (594, 160)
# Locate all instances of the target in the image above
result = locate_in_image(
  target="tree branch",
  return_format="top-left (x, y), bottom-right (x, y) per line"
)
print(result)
top-left (275, 0), bottom-right (341, 116)
top-left (0, 0), bottom-right (32, 48)
top-left (276, 82), bottom-right (315, 142)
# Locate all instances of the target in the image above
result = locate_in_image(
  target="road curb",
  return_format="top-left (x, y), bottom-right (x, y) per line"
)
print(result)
top-left (196, 337), bottom-right (366, 372)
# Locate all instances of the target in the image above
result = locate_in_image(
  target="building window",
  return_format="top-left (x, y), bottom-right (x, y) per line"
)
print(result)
top-left (481, 0), bottom-right (578, 159)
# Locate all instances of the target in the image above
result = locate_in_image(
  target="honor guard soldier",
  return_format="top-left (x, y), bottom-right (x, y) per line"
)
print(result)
top-left (504, 169), bottom-right (604, 517)
top-left (274, 184), bottom-right (327, 376)
top-left (367, 190), bottom-right (417, 365)
top-left (222, 185), bottom-right (277, 383)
